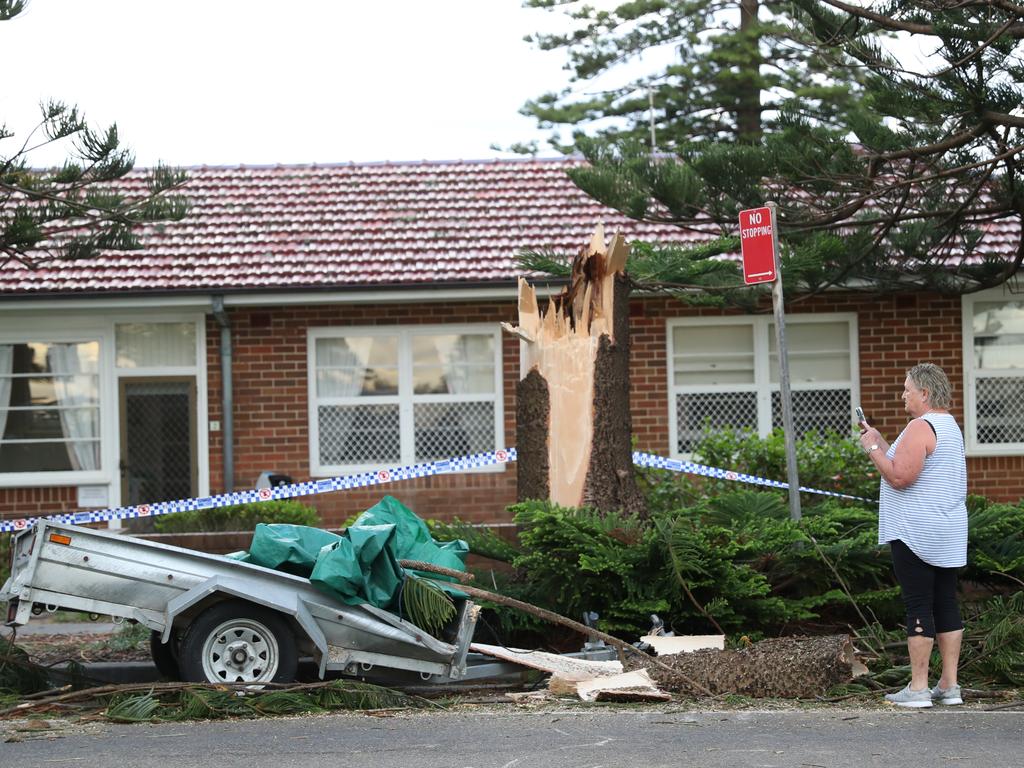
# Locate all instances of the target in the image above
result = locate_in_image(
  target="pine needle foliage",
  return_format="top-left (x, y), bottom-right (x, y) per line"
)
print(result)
top-left (102, 681), bottom-right (430, 723)
top-left (427, 519), bottom-right (522, 563)
top-left (0, 635), bottom-right (52, 696)
top-left (398, 574), bottom-right (456, 636)
top-left (105, 691), bottom-right (163, 723)
top-left (510, 501), bottom-right (672, 634)
top-left (1, 7), bottom-right (189, 270)
top-left (517, 2), bottom-right (1024, 301)
top-left (961, 592), bottom-right (1024, 687)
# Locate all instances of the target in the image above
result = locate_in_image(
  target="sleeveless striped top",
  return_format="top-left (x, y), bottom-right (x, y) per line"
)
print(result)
top-left (878, 412), bottom-right (968, 568)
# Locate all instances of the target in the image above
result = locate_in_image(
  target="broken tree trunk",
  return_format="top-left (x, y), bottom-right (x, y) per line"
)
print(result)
top-left (625, 635), bottom-right (869, 699)
top-left (503, 225), bottom-right (646, 517)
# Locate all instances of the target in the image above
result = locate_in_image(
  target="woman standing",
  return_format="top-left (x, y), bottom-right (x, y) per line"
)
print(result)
top-left (858, 363), bottom-right (968, 708)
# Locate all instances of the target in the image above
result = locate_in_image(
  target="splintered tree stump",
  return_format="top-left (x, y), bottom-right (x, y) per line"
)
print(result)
top-left (625, 635), bottom-right (869, 699)
top-left (503, 225), bottom-right (646, 517)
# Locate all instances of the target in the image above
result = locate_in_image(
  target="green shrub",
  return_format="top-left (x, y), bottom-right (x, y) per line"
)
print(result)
top-left (509, 500), bottom-right (673, 634)
top-left (967, 500), bottom-right (1024, 587)
top-left (655, 426), bottom-right (880, 506)
top-left (152, 500), bottom-right (320, 533)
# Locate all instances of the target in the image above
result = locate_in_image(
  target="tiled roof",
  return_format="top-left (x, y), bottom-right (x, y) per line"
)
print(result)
top-left (1, 158), bottom-right (714, 297)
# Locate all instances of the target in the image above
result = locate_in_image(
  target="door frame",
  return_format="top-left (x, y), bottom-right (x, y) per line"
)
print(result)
top-left (118, 376), bottom-right (199, 505)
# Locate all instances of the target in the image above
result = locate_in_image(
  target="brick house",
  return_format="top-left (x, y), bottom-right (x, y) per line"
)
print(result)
top-left (1, 157), bottom-right (1022, 531)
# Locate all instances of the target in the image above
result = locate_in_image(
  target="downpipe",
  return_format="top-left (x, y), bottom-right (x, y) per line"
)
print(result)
top-left (212, 296), bottom-right (234, 491)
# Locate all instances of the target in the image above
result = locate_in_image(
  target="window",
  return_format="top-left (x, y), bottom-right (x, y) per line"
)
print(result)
top-left (0, 314), bottom-right (207, 494)
top-left (668, 315), bottom-right (859, 454)
top-left (116, 322), bottom-right (197, 368)
top-left (309, 325), bottom-right (503, 473)
top-left (0, 341), bottom-right (101, 473)
top-left (962, 293), bottom-right (1024, 454)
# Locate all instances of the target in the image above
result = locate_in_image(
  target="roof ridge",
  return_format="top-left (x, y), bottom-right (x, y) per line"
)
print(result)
top-left (138, 155), bottom-right (586, 173)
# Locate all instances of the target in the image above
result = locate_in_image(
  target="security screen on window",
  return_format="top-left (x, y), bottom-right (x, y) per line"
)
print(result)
top-left (0, 341), bottom-right (101, 472)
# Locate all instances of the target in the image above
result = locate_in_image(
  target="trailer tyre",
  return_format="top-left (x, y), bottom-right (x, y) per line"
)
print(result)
top-left (179, 600), bottom-right (298, 684)
top-left (149, 630), bottom-right (180, 680)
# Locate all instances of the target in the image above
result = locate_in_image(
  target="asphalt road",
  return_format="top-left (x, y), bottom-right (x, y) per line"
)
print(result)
top-left (3, 707), bottom-right (1023, 768)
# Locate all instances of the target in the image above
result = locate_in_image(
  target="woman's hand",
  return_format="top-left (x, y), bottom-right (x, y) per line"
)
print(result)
top-left (859, 427), bottom-right (882, 453)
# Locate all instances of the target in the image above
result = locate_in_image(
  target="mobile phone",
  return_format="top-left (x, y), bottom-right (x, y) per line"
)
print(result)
top-left (855, 406), bottom-right (866, 424)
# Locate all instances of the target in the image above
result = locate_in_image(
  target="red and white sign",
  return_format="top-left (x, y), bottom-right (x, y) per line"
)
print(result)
top-left (738, 206), bottom-right (778, 285)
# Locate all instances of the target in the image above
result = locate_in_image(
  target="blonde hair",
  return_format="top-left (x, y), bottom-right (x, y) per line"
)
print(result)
top-left (907, 363), bottom-right (953, 409)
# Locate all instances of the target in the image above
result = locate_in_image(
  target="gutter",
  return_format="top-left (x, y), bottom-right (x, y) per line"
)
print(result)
top-left (211, 296), bottom-right (234, 492)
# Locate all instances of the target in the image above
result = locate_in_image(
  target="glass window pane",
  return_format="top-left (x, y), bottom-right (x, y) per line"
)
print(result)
top-left (1, 341), bottom-right (102, 473)
top-left (974, 336), bottom-right (1024, 370)
top-left (19, 341), bottom-right (99, 374)
top-left (412, 334), bottom-right (496, 394)
top-left (0, 441), bottom-right (99, 472)
top-left (116, 323), bottom-right (196, 368)
top-left (972, 302), bottom-right (1024, 370)
top-left (316, 336), bottom-right (399, 397)
top-left (973, 301), bottom-right (1024, 335)
top-left (769, 322), bottom-right (851, 382)
top-left (673, 325), bottom-right (754, 385)
top-left (2, 407), bottom-right (99, 441)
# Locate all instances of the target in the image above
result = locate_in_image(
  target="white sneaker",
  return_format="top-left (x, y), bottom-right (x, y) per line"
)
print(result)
top-left (884, 684), bottom-right (933, 708)
top-left (931, 683), bottom-right (964, 705)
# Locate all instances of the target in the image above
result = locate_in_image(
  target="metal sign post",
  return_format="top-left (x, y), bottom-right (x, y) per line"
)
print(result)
top-left (739, 203), bottom-right (801, 521)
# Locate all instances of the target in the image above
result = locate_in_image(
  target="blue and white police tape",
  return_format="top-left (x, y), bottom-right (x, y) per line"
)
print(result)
top-left (0, 445), bottom-right (874, 534)
top-left (0, 448), bottom-right (516, 534)
top-left (631, 451), bottom-right (876, 504)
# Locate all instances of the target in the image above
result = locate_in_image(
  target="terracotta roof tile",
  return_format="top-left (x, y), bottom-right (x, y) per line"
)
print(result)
top-left (0, 158), bottom-right (716, 296)
top-left (2, 157), bottom-right (1017, 296)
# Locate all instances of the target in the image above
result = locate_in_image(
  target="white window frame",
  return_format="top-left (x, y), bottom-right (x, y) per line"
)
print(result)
top-left (666, 313), bottom-right (860, 457)
top-left (0, 312), bottom-right (209, 503)
top-left (961, 288), bottom-right (1024, 456)
top-left (307, 323), bottom-right (505, 475)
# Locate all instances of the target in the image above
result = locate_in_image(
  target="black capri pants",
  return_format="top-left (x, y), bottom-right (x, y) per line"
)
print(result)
top-left (890, 539), bottom-right (963, 638)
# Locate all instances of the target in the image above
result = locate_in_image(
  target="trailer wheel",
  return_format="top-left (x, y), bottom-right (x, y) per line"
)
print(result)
top-left (179, 600), bottom-right (298, 684)
top-left (149, 630), bottom-right (180, 680)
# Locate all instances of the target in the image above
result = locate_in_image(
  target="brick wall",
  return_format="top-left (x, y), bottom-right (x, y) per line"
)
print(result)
top-left (211, 301), bottom-right (522, 529)
top-left (2, 290), bottom-right (1021, 527)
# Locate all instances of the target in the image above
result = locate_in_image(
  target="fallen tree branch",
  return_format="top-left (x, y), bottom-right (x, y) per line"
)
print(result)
top-left (399, 559), bottom-right (474, 584)
top-left (417, 574), bottom-right (713, 696)
top-left (0, 678), bottom-right (442, 719)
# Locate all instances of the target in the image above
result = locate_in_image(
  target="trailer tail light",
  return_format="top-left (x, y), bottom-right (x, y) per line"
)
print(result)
top-left (48, 533), bottom-right (72, 546)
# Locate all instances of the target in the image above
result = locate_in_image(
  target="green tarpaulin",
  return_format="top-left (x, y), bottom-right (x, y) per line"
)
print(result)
top-left (230, 495), bottom-right (468, 612)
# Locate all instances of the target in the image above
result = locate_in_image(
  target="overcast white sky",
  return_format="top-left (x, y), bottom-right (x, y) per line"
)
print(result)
top-left (0, 0), bottom-right (588, 168)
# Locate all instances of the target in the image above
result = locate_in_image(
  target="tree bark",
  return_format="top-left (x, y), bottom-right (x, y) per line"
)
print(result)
top-left (626, 635), bottom-right (868, 699)
top-left (504, 226), bottom-right (646, 517)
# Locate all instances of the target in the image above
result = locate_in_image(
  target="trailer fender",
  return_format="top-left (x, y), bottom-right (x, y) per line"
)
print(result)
top-left (161, 575), bottom-right (329, 667)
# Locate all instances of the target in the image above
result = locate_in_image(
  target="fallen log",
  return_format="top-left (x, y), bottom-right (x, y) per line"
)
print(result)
top-left (625, 635), bottom-right (868, 699)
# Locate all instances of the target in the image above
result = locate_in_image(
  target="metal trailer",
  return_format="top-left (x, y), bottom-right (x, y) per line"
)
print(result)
top-left (1, 519), bottom-right (488, 686)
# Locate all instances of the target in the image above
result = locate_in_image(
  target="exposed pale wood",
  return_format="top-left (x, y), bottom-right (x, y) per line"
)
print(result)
top-left (642, 635), bottom-right (725, 655)
top-left (507, 225), bottom-right (645, 516)
top-left (429, 577), bottom-right (713, 695)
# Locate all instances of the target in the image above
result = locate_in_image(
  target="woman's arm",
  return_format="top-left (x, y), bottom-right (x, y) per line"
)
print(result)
top-left (861, 419), bottom-right (935, 489)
